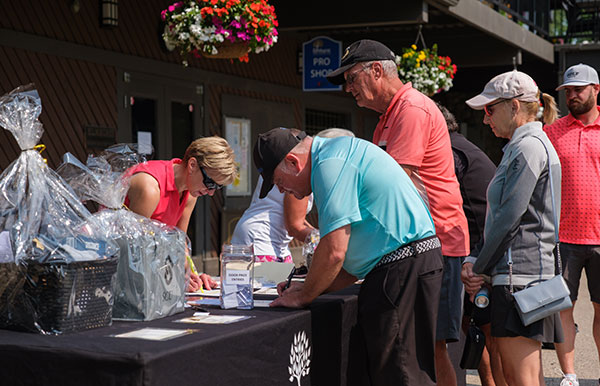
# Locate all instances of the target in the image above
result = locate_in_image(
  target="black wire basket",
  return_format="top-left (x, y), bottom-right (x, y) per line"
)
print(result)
top-left (0, 257), bottom-right (118, 334)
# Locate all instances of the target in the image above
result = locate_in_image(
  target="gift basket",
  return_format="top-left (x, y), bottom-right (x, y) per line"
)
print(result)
top-left (0, 84), bottom-right (119, 334)
top-left (57, 148), bottom-right (186, 321)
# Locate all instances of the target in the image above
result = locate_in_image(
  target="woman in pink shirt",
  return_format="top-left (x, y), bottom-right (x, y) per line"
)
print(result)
top-left (125, 136), bottom-right (238, 292)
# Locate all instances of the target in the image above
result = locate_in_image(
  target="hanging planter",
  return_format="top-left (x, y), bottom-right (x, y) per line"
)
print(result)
top-left (201, 41), bottom-right (249, 59)
top-left (395, 43), bottom-right (457, 96)
top-left (161, 0), bottom-right (278, 65)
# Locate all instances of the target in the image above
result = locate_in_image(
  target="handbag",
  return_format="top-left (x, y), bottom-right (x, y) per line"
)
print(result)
top-left (511, 137), bottom-right (572, 326)
top-left (460, 317), bottom-right (486, 369)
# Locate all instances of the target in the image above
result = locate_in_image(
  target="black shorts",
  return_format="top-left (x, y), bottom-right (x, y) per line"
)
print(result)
top-left (490, 285), bottom-right (564, 343)
top-left (560, 243), bottom-right (600, 303)
top-left (357, 243), bottom-right (443, 386)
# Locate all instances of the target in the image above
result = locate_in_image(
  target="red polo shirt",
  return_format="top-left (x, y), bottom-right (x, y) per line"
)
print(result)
top-left (544, 107), bottom-right (600, 244)
top-left (373, 82), bottom-right (469, 257)
top-left (124, 159), bottom-right (189, 227)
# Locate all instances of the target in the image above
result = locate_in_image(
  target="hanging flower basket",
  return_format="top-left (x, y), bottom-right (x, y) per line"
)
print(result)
top-left (201, 41), bottom-right (249, 59)
top-left (395, 44), bottom-right (457, 96)
top-left (161, 0), bottom-right (278, 65)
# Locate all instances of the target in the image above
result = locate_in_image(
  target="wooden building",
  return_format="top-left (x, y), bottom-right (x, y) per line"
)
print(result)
top-left (2, 0), bottom-right (595, 273)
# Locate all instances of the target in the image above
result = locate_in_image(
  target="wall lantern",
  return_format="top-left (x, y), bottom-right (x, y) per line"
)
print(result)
top-left (100, 0), bottom-right (118, 27)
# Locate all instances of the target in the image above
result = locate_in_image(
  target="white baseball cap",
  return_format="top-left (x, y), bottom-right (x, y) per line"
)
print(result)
top-left (556, 63), bottom-right (599, 91)
top-left (466, 71), bottom-right (539, 110)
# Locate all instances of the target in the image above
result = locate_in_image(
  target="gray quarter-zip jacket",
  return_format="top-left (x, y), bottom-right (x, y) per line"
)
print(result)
top-left (464, 121), bottom-right (561, 286)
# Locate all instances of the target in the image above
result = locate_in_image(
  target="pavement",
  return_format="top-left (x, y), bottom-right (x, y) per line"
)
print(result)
top-left (466, 272), bottom-right (599, 385)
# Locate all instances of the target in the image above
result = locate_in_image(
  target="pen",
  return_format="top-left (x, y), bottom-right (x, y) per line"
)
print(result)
top-left (283, 266), bottom-right (296, 292)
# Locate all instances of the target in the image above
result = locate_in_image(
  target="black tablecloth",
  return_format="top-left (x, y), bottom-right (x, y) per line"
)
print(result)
top-left (0, 287), bottom-right (360, 386)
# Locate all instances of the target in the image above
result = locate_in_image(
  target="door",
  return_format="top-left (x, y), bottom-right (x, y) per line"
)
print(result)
top-left (117, 71), bottom-right (207, 260)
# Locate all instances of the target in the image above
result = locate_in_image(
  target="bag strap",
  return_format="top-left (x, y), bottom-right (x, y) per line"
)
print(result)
top-left (508, 135), bottom-right (560, 295)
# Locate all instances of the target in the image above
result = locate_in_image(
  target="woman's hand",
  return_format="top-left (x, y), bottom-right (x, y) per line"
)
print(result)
top-left (199, 273), bottom-right (217, 291)
top-left (461, 262), bottom-right (485, 302)
top-left (186, 271), bottom-right (203, 292)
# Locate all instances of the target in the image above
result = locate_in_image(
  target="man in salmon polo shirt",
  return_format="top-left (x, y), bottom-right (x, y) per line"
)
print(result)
top-left (328, 39), bottom-right (470, 386)
top-left (544, 63), bottom-right (600, 386)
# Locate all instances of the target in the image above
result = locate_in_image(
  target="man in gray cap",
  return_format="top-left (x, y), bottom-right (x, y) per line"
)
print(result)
top-left (544, 63), bottom-right (600, 386)
top-left (327, 39), bottom-right (469, 386)
top-left (254, 127), bottom-right (443, 386)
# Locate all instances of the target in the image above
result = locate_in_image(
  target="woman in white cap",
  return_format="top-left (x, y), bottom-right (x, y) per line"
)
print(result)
top-left (461, 70), bottom-right (561, 385)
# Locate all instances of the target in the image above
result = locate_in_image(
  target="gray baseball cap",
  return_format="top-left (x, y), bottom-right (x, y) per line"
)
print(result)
top-left (466, 71), bottom-right (539, 110)
top-left (556, 63), bottom-right (599, 91)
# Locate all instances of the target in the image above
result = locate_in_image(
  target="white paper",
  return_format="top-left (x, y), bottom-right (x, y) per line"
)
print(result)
top-left (185, 289), bottom-right (221, 297)
top-left (188, 298), bottom-right (221, 307)
top-left (175, 315), bottom-right (251, 324)
top-left (253, 299), bottom-right (273, 307)
top-left (225, 269), bottom-right (250, 285)
top-left (253, 287), bottom-right (279, 296)
top-left (113, 328), bottom-right (194, 341)
top-left (137, 131), bottom-right (152, 155)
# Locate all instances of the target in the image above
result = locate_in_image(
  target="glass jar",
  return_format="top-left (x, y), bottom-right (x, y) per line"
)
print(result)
top-left (220, 244), bottom-right (254, 309)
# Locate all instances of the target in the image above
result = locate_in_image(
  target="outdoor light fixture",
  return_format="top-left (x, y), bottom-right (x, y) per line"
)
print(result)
top-left (100, 0), bottom-right (118, 27)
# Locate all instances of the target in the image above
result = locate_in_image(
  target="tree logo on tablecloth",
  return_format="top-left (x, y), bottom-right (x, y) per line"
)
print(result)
top-left (288, 330), bottom-right (311, 385)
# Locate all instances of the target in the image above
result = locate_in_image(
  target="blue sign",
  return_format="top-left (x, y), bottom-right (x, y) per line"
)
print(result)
top-left (303, 36), bottom-right (342, 92)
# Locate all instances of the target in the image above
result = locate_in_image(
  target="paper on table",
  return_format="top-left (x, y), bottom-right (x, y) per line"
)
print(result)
top-left (188, 298), bottom-right (221, 307)
top-left (175, 314), bottom-right (252, 324)
top-left (185, 289), bottom-right (221, 297)
top-left (253, 287), bottom-right (279, 296)
top-left (253, 299), bottom-right (273, 307)
top-left (113, 327), bottom-right (195, 341)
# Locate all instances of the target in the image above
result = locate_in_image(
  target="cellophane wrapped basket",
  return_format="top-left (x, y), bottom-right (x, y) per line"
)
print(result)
top-left (0, 85), bottom-right (119, 334)
top-left (57, 148), bottom-right (186, 321)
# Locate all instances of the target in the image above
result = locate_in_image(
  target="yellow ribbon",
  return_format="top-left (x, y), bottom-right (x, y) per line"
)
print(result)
top-left (27, 144), bottom-right (47, 164)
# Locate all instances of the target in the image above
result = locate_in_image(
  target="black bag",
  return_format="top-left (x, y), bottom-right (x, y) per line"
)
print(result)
top-left (460, 320), bottom-right (486, 369)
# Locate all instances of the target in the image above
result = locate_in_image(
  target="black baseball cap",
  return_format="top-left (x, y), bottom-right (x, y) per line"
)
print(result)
top-left (253, 128), bottom-right (307, 199)
top-left (326, 39), bottom-right (395, 85)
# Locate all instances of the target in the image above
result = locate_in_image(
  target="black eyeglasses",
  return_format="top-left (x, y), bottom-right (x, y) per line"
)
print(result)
top-left (484, 93), bottom-right (523, 116)
top-left (345, 63), bottom-right (372, 86)
top-left (200, 167), bottom-right (223, 190)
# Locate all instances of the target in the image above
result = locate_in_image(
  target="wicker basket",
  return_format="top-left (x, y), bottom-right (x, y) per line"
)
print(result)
top-left (0, 258), bottom-right (118, 334)
top-left (201, 41), bottom-right (249, 59)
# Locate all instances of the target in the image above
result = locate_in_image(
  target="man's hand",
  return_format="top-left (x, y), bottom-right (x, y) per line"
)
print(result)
top-left (276, 280), bottom-right (303, 296)
top-left (461, 262), bottom-right (485, 302)
top-left (270, 282), bottom-right (309, 308)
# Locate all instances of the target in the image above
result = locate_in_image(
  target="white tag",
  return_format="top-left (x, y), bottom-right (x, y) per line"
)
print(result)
top-left (225, 269), bottom-right (250, 285)
top-left (84, 241), bottom-right (100, 251)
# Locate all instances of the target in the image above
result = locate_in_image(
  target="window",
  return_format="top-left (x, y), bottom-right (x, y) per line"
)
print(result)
top-left (304, 109), bottom-right (350, 136)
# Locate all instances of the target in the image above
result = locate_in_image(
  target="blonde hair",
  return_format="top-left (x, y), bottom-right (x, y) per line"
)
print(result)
top-left (183, 136), bottom-right (238, 185)
top-left (522, 91), bottom-right (559, 125)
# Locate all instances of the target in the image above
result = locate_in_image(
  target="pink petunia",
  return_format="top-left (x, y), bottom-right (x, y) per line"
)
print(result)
top-left (168, 5), bottom-right (175, 12)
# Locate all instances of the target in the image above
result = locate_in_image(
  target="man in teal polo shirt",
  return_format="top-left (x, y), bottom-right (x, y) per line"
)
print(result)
top-left (253, 127), bottom-right (444, 386)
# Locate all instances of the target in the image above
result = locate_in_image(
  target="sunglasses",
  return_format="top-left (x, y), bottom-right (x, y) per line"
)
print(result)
top-left (345, 64), bottom-right (372, 86)
top-left (200, 167), bottom-right (223, 190)
top-left (484, 93), bottom-right (523, 116)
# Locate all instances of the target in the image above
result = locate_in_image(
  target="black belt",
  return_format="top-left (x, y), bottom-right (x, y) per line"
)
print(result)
top-left (374, 236), bottom-right (441, 269)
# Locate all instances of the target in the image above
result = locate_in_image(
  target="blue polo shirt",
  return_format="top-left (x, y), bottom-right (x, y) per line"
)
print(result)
top-left (311, 136), bottom-right (435, 278)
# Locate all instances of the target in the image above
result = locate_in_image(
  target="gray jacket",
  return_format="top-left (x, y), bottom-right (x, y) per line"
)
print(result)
top-left (464, 122), bottom-right (561, 286)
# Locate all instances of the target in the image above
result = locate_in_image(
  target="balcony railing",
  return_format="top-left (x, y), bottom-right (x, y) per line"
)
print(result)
top-left (480, 0), bottom-right (600, 43)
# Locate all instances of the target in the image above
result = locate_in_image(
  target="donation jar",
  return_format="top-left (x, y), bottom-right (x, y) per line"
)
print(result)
top-left (220, 244), bottom-right (254, 309)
